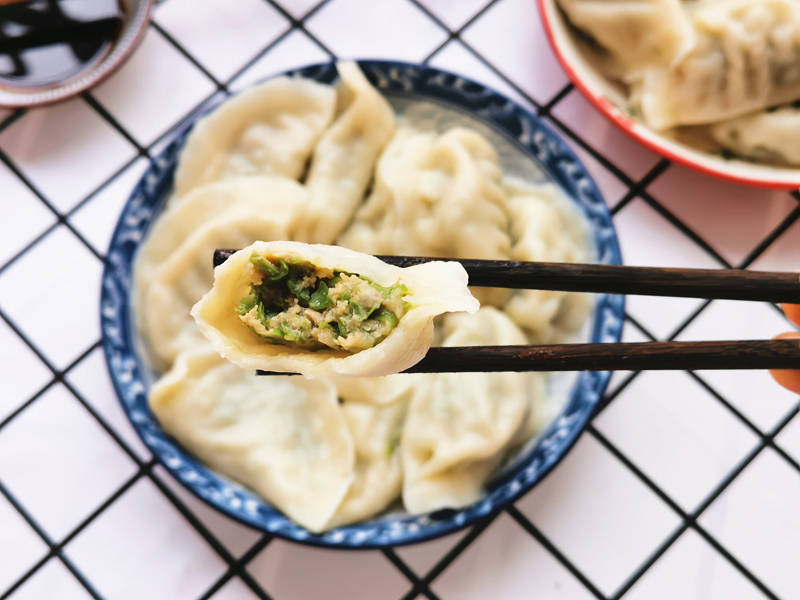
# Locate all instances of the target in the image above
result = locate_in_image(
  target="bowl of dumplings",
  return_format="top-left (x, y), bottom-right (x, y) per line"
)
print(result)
top-left (101, 60), bottom-right (624, 547)
top-left (539, 0), bottom-right (800, 188)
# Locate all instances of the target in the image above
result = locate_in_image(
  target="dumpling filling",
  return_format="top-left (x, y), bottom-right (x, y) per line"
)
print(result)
top-left (236, 253), bottom-right (409, 352)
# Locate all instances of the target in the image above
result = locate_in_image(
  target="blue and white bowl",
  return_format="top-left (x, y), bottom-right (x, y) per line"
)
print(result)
top-left (100, 60), bottom-right (625, 548)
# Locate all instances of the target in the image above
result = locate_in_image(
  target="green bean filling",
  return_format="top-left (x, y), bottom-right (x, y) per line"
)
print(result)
top-left (236, 253), bottom-right (409, 352)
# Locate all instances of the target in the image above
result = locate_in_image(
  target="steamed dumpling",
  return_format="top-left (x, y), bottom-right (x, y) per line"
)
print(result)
top-left (338, 126), bottom-right (512, 306)
top-left (301, 62), bottom-right (396, 243)
top-left (710, 105), bottom-right (800, 166)
top-left (173, 76), bottom-right (336, 197)
top-left (192, 241), bottom-right (479, 377)
top-left (142, 216), bottom-right (294, 369)
top-left (328, 380), bottom-right (412, 527)
top-left (633, 0), bottom-right (800, 129)
top-left (137, 182), bottom-right (305, 369)
top-left (149, 347), bottom-right (354, 533)
top-left (333, 371), bottom-right (422, 406)
top-left (401, 308), bottom-right (532, 513)
top-left (501, 179), bottom-right (594, 344)
top-left (134, 176), bottom-right (309, 303)
top-left (557, 0), bottom-right (694, 75)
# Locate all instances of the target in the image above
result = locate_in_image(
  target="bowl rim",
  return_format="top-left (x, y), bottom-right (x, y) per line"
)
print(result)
top-left (100, 58), bottom-right (625, 549)
top-left (0, 0), bottom-right (155, 108)
top-left (537, 0), bottom-right (800, 190)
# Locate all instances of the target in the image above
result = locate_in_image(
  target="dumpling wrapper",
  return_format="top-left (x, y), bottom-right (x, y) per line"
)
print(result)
top-left (333, 372), bottom-right (422, 407)
top-left (172, 76), bottom-right (336, 198)
top-left (149, 346), bottom-right (354, 533)
top-left (401, 307), bottom-right (532, 514)
top-left (328, 389), bottom-right (410, 527)
top-left (134, 176), bottom-right (309, 305)
top-left (192, 241), bottom-right (479, 377)
top-left (300, 62), bottom-right (396, 243)
top-left (632, 0), bottom-right (800, 129)
top-left (557, 0), bottom-right (694, 76)
top-left (710, 106), bottom-right (800, 167)
top-left (501, 178), bottom-right (594, 344)
top-left (140, 202), bottom-right (300, 370)
top-left (338, 126), bottom-right (512, 306)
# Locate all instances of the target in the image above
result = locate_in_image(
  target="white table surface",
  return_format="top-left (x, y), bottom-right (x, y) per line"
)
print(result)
top-left (0, 1), bottom-right (799, 598)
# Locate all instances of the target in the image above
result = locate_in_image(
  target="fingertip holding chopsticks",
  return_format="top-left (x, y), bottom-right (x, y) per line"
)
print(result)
top-left (212, 249), bottom-right (800, 374)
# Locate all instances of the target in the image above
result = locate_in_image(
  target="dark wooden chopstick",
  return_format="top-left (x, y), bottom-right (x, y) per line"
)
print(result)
top-left (213, 249), bottom-right (800, 373)
top-left (256, 339), bottom-right (800, 374)
top-left (213, 249), bottom-right (800, 303)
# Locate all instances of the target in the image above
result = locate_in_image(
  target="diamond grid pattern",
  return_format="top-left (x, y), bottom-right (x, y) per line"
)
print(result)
top-left (0, 0), bottom-right (797, 598)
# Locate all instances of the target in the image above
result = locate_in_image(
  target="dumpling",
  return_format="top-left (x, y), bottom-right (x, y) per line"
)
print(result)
top-left (192, 241), bottom-right (479, 377)
top-left (338, 126), bottom-right (512, 306)
top-left (333, 372), bottom-right (422, 406)
top-left (149, 347), bottom-right (354, 533)
top-left (401, 308), bottom-right (532, 514)
top-left (557, 0), bottom-right (694, 75)
top-left (507, 372), bottom-right (549, 451)
top-left (328, 379), bottom-right (413, 527)
top-left (139, 194), bottom-right (300, 370)
top-left (134, 176), bottom-right (309, 303)
top-left (172, 76), bottom-right (336, 197)
top-left (339, 127), bottom-right (510, 258)
top-left (710, 105), bottom-right (800, 166)
top-left (301, 62), bottom-right (395, 243)
top-left (633, 0), bottom-right (800, 129)
top-left (501, 179), bottom-right (594, 344)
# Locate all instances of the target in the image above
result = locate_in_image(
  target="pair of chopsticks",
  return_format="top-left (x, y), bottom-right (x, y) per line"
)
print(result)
top-left (212, 249), bottom-right (800, 373)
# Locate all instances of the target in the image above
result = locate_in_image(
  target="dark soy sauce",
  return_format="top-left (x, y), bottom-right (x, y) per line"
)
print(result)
top-left (0, 0), bottom-right (124, 89)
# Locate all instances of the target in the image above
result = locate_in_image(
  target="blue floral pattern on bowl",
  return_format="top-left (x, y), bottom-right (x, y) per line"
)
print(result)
top-left (100, 60), bottom-right (625, 548)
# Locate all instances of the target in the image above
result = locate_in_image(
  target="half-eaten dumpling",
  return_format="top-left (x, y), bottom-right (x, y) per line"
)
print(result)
top-left (192, 241), bottom-right (479, 377)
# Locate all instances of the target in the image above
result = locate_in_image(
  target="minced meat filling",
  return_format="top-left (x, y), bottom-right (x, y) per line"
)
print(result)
top-left (236, 253), bottom-right (409, 352)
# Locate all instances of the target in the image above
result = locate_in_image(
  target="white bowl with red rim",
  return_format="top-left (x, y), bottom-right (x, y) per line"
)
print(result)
top-left (537, 0), bottom-right (800, 190)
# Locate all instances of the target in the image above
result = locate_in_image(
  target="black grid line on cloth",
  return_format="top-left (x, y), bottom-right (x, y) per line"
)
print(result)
top-left (196, 535), bottom-right (274, 600)
top-left (381, 548), bottom-right (441, 600)
top-left (585, 316), bottom-right (800, 600)
top-left (0, 480), bottom-right (103, 600)
top-left (414, 0), bottom-right (506, 64)
top-left (505, 506), bottom-right (606, 599)
top-left (263, 0), bottom-right (337, 58)
top-left (0, 150), bottom-right (104, 263)
top-left (0, 0), bottom-right (796, 597)
top-left (398, 515), bottom-right (500, 600)
top-left (0, 461), bottom-right (151, 600)
top-left (148, 21), bottom-right (229, 93)
top-left (0, 109), bottom-right (26, 133)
